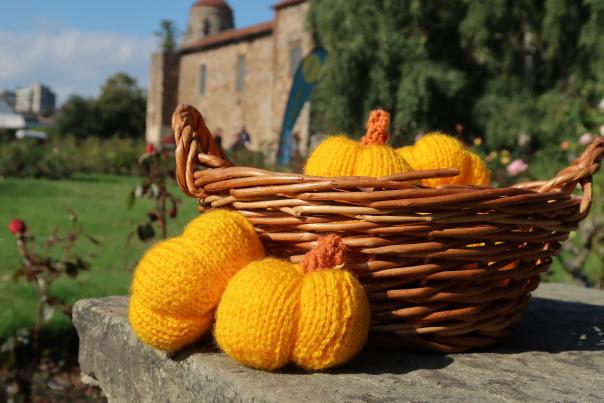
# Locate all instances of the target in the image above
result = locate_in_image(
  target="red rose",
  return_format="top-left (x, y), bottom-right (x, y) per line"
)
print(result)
top-left (8, 219), bottom-right (26, 235)
top-left (145, 143), bottom-right (156, 154)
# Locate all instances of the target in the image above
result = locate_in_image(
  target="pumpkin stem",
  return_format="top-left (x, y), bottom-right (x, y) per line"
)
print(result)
top-left (301, 234), bottom-right (346, 273)
top-left (360, 109), bottom-right (390, 146)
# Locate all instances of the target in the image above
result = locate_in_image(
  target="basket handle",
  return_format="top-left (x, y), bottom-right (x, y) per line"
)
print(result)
top-left (536, 137), bottom-right (604, 221)
top-left (172, 104), bottom-right (232, 197)
top-left (538, 137), bottom-right (604, 194)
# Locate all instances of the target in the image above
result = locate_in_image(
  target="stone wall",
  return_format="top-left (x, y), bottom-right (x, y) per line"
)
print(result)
top-left (178, 34), bottom-right (275, 153)
top-left (146, 52), bottom-right (180, 145)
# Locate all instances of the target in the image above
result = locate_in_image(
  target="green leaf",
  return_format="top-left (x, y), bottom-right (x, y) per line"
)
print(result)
top-left (137, 222), bottom-right (155, 242)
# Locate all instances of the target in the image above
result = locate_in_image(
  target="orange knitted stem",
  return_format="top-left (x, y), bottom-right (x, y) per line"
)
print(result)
top-left (360, 109), bottom-right (390, 145)
top-left (301, 234), bottom-right (346, 273)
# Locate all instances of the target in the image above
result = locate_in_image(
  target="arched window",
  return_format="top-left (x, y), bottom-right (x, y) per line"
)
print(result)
top-left (203, 19), bottom-right (211, 36)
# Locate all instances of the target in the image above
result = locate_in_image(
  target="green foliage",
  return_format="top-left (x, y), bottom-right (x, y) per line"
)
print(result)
top-left (96, 73), bottom-right (146, 138)
top-left (226, 149), bottom-right (273, 170)
top-left (0, 136), bottom-right (144, 179)
top-left (308, 0), bottom-right (467, 144)
top-left (0, 139), bottom-right (77, 179)
top-left (55, 72), bottom-right (146, 139)
top-left (155, 19), bottom-right (178, 52)
top-left (308, 0), bottom-right (604, 148)
top-left (55, 95), bottom-right (98, 139)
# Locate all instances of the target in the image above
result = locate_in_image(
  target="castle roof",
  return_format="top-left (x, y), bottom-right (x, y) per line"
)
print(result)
top-left (180, 20), bottom-right (275, 53)
top-left (192, 0), bottom-right (232, 10)
top-left (273, 0), bottom-right (306, 10)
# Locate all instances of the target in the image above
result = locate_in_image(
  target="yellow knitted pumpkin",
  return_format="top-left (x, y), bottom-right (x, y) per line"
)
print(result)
top-left (215, 234), bottom-right (370, 371)
top-left (305, 110), bottom-right (411, 178)
top-left (464, 151), bottom-right (490, 186)
top-left (396, 132), bottom-right (490, 187)
top-left (303, 136), bottom-right (360, 177)
top-left (129, 209), bottom-right (265, 352)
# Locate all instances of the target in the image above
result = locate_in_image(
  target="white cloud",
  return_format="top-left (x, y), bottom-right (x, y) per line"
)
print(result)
top-left (0, 25), bottom-right (155, 104)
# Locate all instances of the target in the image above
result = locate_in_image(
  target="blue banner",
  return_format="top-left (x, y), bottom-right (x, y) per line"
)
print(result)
top-left (277, 47), bottom-right (327, 166)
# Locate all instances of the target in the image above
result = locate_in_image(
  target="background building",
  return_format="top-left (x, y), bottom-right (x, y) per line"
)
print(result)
top-left (146, 0), bottom-right (312, 158)
top-left (15, 82), bottom-right (57, 116)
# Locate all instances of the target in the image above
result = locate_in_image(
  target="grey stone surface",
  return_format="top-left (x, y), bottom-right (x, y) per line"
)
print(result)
top-left (73, 283), bottom-right (604, 403)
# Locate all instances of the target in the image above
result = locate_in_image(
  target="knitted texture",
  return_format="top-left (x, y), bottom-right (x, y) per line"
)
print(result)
top-left (397, 145), bottom-right (415, 166)
top-left (292, 269), bottom-right (369, 370)
top-left (465, 151), bottom-right (491, 186)
top-left (214, 258), bottom-right (302, 370)
top-left (129, 294), bottom-right (213, 351)
top-left (396, 133), bottom-right (491, 187)
top-left (360, 109), bottom-right (390, 146)
top-left (304, 135), bottom-right (359, 177)
top-left (214, 235), bottom-right (370, 371)
top-left (300, 233), bottom-right (345, 272)
top-left (129, 209), bottom-right (265, 352)
top-left (355, 144), bottom-right (411, 177)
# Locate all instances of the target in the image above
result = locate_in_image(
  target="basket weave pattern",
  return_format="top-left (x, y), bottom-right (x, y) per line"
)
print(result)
top-left (173, 104), bottom-right (604, 353)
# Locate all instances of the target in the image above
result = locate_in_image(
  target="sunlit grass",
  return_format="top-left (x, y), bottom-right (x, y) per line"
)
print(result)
top-left (0, 174), bottom-right (198, 338)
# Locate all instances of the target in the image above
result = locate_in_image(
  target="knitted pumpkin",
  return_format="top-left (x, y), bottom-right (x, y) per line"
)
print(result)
top-left (396, 132), bottom-right (490, 187)
top-left (464, 151), bottom-right (490, 186)
top-left (305, 110), bottom-right (411, 178)
top-left (129, 209), bottom-right (265, 351)
top-left (303, 136), bottom-right (360, 177)
top-left (215, 234), bottom-right (370, 371)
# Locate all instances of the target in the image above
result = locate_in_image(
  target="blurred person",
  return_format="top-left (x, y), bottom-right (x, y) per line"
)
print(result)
top-left (290, 131), bottom-right (303, 172)
top-left (230, 126), bottom-right (252, 152)
top-left (213, 127), bottom-right (223, 148)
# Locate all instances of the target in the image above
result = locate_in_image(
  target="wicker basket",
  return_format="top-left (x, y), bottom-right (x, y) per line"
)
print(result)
top-left (172, 104), bottom-right (604, 353)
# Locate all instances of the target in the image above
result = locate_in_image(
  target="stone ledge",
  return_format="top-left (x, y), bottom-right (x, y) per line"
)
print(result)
top-left (73, 283), bottom-right (604, 403)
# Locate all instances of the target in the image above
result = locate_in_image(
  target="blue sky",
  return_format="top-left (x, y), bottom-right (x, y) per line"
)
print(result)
top-left (0, 1), bottom-right (274, 103)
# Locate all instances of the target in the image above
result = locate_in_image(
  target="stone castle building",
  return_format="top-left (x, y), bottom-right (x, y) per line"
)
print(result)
top-left (146, 0), bottom-right (312, 157)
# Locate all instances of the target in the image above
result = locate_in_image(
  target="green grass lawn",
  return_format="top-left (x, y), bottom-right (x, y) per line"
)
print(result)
top-left (0, 174), bottom-right (198, 339)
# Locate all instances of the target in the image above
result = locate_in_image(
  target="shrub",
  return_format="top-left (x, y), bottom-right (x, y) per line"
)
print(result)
top-left (0, 136), bottom-right (145, 179)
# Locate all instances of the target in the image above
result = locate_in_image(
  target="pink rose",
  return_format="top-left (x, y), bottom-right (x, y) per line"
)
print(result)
top-left (579, 133), bottom-right (594, 146)
top-left (506, 159), bottom-right (528, 177)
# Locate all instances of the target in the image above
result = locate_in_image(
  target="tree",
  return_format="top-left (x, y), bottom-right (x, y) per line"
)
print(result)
top-left (55, 95), bottom-right (99, 139)
top-left (308, 0), bottom-right (604, 149)
top-left (308, 0), bottom-right (467, 145)
top-left (96, 73), bottom-right (146, 138)
top-left (155, 20), bottom-right (178, 52)
top-left (459, 0), bottom-right (604, 151)
top-left (56, 73), bottom-right (146, 139)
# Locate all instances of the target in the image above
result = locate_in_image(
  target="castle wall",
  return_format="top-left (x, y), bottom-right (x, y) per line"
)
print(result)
top-left (178, 34), bottom-right (275, 153)
top-left (146, 52), bottom-right (180, 145)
